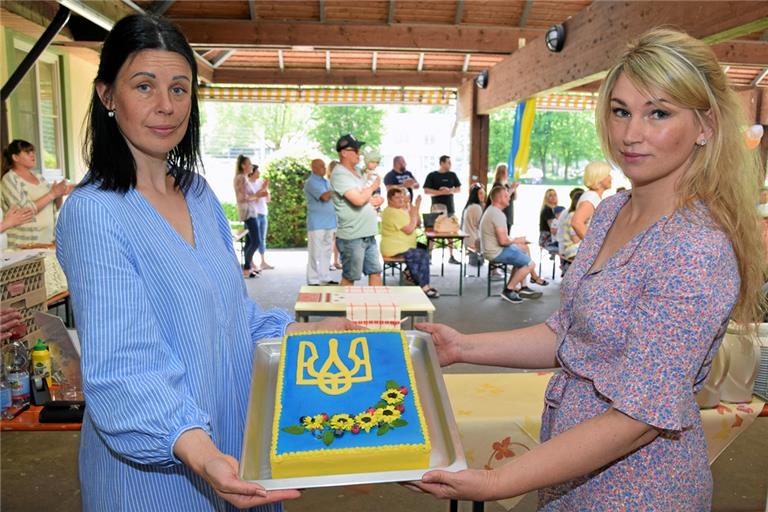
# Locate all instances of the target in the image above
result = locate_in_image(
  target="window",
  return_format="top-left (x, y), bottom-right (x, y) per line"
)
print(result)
top-left (10, 42), bottom-right (65, 181)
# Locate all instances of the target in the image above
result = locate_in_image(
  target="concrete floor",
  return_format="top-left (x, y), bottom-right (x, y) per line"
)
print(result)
top-left (2, 248), bottom-right (766, 511)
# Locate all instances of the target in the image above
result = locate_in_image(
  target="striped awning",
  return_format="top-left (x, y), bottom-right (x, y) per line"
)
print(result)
top-left (199, 86), bottom-right (456, 105)
top-left (199, 86), bottom-right (598, 111)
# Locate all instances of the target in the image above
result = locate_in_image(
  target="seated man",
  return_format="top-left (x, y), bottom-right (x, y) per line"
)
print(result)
top-left (380, 188), bottom-right (439, 298)
top-left (480, 185), bottom-right (545, 303)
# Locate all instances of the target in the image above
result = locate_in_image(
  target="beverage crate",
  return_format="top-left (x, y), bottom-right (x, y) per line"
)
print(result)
top-left (1, 254), bottom-right (47, 348)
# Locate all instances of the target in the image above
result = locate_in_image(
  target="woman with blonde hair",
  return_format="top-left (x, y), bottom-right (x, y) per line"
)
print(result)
top-left (411, 28), bottom-right (764, 510)
top-left (569, 160), bottom-right (612, 240)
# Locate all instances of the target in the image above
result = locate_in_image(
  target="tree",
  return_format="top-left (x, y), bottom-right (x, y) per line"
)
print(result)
top-left (310, 106), bottom-right (384, 159)
top-left (489, 109), bottom-right (515, 174)
top-left (263, 155), bottom-right (312, 247)
top-left (201, 102), bottom-right (310, 155)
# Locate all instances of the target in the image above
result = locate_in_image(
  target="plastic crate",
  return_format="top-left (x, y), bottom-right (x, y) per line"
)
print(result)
top-left (1, 254), bottom-right (47, 348)
top-left (754, 339), bottom-right (768, 401)
top-left (1, 255), bottom-right (45, 302)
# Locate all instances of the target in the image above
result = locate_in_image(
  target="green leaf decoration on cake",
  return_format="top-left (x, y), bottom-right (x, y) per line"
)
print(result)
top-left (282, 381), bottom-right (412, 445)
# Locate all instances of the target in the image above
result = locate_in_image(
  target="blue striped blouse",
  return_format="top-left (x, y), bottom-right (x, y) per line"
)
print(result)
top-left (56, 175), bottom-right (290, 511)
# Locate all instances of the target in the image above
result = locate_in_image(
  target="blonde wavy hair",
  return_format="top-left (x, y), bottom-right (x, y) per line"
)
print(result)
top-left (596, 28), bottom-right (765, 324)
top-left (582, 161), bottom-right (612, 190)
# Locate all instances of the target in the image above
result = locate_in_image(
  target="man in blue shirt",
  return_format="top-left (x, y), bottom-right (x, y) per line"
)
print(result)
top-left (383, 155), bottom-right (419, 201)
top-left (304, 158), bottom-right (338, 285)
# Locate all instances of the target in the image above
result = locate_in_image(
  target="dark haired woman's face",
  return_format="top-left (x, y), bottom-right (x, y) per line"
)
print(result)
top-left (477, 187), bottom-right (486, 203)
top-left (98, 49), bottom-right (192, 163)
top-left (12, 148), bottom-right (36, 170)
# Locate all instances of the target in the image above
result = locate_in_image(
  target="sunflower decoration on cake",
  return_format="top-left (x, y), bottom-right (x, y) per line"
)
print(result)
top-left (282, 380), bottom-right (410, 446)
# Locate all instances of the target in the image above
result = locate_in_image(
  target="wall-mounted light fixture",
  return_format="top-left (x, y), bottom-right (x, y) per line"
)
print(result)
top-left (545, 24), bottom-right (566, 53)
top-left (475, 69), bottom-right (489, 89)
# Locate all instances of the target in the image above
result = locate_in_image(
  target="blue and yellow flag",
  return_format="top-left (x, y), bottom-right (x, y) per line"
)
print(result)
top-left (507, 99), bottom-right (536, 180)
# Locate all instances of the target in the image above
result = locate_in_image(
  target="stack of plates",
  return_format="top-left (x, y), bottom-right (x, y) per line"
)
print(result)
top-left (755, 340), bottom-right (768, 401)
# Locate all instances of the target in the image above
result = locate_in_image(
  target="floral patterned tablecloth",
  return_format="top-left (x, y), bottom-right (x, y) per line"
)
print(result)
top-left (444, 372), bottom-right (765, 510)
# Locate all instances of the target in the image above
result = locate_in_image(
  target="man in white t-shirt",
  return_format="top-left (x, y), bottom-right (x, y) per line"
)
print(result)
top-left (479, 186), bottom-right (545, 304)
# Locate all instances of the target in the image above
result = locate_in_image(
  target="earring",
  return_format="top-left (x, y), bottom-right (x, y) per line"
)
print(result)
top-left (107, 110), bottom-right (115, 118)
top-left (697, 139), bottom-right (707, 146)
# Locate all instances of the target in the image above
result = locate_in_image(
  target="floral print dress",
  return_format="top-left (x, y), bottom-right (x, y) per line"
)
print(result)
top-left (540, 191), bottom-right (738, 511)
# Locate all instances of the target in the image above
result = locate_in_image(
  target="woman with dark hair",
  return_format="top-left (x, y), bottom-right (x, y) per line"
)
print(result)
top-left (2, 139), bottom-right (69, 246)
top-left (56, 14), bottom-right (352, 511)
top-left (234, 155), bottom-right (261, 277)
top-left (461, 183), bottom-right (486, 264)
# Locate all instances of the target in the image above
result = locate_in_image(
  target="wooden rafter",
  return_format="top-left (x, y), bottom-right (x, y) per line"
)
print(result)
top-left (752, 68), bottom-right (768, 87)
top-left (213, 68), bottom-right (466, 87)
top-left (248, 0), bottom-right (257, 21)
top-left (388, 0), bottom-right (395, 25)
top-left (477, 1), bottom-right (768, 113)
top-left (173, 20), bottom-right (537, 54)
top-left (711, 41), bottom-right (768, 66)
top-left (211, 50), bottom-right (235, 69)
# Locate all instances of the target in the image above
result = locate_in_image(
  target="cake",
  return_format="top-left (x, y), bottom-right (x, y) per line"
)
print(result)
top-left (270, 330), bottom-right (431, 478)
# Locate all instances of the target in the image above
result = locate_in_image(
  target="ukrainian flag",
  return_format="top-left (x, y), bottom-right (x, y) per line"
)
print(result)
top-left (507, 99), bottom-right (536, 180)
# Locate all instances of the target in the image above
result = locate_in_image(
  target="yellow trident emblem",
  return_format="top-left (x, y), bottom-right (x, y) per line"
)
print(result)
top-left (296, 337), bottom-right (372, 395)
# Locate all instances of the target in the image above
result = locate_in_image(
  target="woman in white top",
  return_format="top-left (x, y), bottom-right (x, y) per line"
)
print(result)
top-left (569, 161), bottom-right (612, 240)
top-left (1, 139), bottom-right (69, 246)
top-left (246, 164), bottom-right (272, 270)
top-left (461, 183), bottom-right (486, 253)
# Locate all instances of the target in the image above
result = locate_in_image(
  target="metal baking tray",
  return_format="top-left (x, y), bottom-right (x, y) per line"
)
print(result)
top-left (239, 330), bottom-right (467, 489)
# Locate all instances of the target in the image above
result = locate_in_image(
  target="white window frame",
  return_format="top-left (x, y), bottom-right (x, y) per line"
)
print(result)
top-left (12, 39), bottom-right (66, 181)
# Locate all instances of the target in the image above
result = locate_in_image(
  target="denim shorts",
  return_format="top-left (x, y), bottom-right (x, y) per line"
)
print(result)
top-left (336, 236), bottom-right (383, 281)
top-left (493, 245), bottom-right (533, 267)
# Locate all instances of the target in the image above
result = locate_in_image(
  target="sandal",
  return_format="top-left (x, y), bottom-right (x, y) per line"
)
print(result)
top-left (532, 278), bottom-right (549, 286)
top-left (425, 288), bottom-right (440, 298)
top-left (248, 269), bottom-right (262, 278)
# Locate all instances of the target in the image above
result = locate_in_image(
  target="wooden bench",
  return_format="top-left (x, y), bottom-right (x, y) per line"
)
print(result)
top-left (464, 246), bottom-right (482, 278)
top-left (382, 256), bottom-right (407, 286)
top-left (233, 230), bottom-right (249, 267)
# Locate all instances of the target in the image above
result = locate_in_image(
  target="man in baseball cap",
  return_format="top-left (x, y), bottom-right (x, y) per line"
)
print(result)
top-left (330, 133), bottom-right (383, 286)
top-left (335, 133), bottom-right (365, 152)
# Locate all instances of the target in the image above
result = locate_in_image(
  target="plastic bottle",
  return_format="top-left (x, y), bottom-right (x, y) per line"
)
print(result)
top-left (31, 339), bottom-right (52, 387)
top-left (4, 341), bottom-right (30, 403)
top-left (1, 374), bottom-right (12, 418)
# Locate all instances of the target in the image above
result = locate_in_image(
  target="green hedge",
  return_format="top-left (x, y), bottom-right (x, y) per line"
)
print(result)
top-left (264, 156), bottom-right (311, 248)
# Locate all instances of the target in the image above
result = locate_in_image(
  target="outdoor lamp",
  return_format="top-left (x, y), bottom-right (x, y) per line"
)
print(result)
top-left (475, 69), bottom-right (489, 89)
top-left (545, 24), bottom-right (566, 53)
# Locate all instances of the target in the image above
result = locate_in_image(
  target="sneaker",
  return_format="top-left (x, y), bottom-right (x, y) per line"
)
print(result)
top-left (448, 256), bottom-right (461, 265)
top-left (518, 287), bottom-right (543, 299)
top-left (500, 289), bottom-right (523, 303)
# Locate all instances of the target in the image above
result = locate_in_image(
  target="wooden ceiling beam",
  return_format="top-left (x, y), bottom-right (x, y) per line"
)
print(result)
top-left (149, 0), bottom-right (174, 16)
top-left (711, 40), bottom-right (768, 66)
top-left (173, 20), bottom-right (538, 53)
top-left (213, 68), bottom-right (466, 87)
top-left (477, 1), bottom-right (768, 114)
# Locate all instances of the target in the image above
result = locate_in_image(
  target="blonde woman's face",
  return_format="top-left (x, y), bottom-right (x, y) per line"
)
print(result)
top-left (546, 190), bottom-right (558, 205)
top-left (608, 73), bottom-right (709, 188)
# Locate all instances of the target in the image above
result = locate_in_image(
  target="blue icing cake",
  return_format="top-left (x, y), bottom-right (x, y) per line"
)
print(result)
top-left (270, 330), bottom-right (431, 478)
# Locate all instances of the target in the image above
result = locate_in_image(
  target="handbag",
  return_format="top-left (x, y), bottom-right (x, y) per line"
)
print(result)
top-left (434, 214), bottom-right (460, 233)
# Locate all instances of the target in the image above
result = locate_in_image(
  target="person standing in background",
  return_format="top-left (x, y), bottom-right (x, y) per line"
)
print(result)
top-left (424, 155), bottom-right (462, 264)
top-left (234, 155), bottom-right (261, 278)
top-left (569, 160), bottom-right (612, 241)
top-left (384, 155), bottom-right (420, 201)
top-left (487, 163), bottom-right (518, 232)
top-left (246, 164), bottom-right (273, 271)
top-left (2, 139), bottom-right (70, 246)
top-left (304, 159), bottom-right (338, 286)
top-left (330, 134), bottom-right (384, 286)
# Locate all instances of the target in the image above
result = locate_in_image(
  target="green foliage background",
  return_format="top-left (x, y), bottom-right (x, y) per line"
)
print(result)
top-left (310, 106), bottom-right (385, 159)
top-left (263, 155), bottom-right (312, 247)
top-left (489, 110), bottom-right (604, 184)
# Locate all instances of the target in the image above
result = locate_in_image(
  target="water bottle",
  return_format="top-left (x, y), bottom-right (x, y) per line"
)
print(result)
top-left (1, 374), bottom-right (12, 418)
top-left (3, 341), bottom-right (30, 404)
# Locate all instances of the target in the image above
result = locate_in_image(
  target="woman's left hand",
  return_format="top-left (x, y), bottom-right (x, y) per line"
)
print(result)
top-left (405, 468), bottom-right (501, 502)
top-left (202, 453), bottom-right (300, 509)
